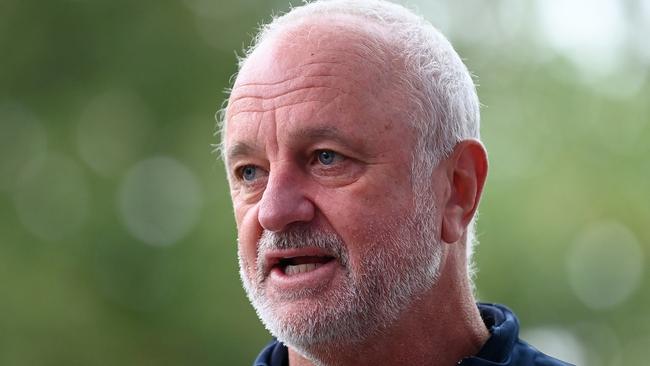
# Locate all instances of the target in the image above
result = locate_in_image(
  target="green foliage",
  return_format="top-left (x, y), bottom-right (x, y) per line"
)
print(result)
top-left (0, 0), bottom-right (647, 365)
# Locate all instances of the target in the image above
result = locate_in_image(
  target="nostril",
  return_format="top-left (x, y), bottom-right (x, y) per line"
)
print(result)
top-left (257, 182), bottom-right (316, 232)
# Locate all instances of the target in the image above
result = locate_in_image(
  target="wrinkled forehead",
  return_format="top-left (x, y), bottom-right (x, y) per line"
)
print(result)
top-left (228, 18), bottom-right (395, 111)
top-left (222, 17), bottom-right (416, 158)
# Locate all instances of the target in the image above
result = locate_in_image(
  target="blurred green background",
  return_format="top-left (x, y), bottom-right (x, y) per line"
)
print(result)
top-left (0, 0), bottom-right (648, 365)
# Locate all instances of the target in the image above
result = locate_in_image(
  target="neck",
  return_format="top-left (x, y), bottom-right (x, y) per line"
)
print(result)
top-left (288, 246), bottom-right (489, 366)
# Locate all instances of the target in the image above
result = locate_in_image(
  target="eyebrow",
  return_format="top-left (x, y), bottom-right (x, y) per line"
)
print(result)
top-left (226, 142), bottom-right (259, 165)
top-left (225, 126), bottom-right (362, 164)
top-left (288, 126), bottom-right (359, 148)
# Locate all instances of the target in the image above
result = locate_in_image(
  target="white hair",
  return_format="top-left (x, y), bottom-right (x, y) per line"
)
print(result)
top-left (220, 0), bottom-right (482, 281)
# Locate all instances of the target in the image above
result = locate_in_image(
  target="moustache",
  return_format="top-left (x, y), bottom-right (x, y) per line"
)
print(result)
top-left (256, 225), bottom-right (349, 279)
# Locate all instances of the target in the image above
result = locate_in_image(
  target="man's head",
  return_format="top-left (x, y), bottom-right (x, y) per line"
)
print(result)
top-left (220, 0), bottom-right (487, 356)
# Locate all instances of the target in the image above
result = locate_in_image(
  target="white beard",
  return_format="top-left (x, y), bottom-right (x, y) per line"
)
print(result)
top-left (238, 203), bottom-right (443, 358)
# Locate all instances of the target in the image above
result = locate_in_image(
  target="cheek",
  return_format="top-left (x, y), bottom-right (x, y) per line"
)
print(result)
top-left (353, 175), bottom-right (414, 221)
top-left (336, 209), bottom-right (406, 276)
top-left (234, 203), bottom-right (263, 275)
top-left (320, 181), bottom-right (414, 256)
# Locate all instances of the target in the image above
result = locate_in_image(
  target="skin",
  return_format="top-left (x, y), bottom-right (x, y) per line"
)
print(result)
top-left (224, 19), bottom-right (490, 366)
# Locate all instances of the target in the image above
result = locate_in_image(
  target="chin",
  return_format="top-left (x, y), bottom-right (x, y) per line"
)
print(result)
top-left (254, 285), bottom-right (374, 346)
top-left (262, 302), bottom-right (376, 357)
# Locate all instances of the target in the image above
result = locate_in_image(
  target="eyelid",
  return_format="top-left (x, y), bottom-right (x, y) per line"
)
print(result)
top-left (233, 164), bottom-right (268, 182)
top-left (311, 150), bottom-right (349, 173)
top-left (314, 149), bottom-right (346, 162)
top-left (234, 165), bottom-right (249, 179)
top-left (231, 164), bottom-right (246, 179)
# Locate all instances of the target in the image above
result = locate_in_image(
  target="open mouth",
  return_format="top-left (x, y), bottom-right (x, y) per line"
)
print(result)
top-left (268, 253), bottom-right (335, 276)
top-left (276, 255), bottom-right (335, 275)
top-left (263, 249), bottom-right (341, 288)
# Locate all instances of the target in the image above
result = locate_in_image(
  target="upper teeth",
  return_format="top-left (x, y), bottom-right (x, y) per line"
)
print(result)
top-left (285, 263), bottom-right (320, 275)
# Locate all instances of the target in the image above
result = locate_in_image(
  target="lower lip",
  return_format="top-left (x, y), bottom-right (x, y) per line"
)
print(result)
top-left (267, 259), bottom-right (340, 291)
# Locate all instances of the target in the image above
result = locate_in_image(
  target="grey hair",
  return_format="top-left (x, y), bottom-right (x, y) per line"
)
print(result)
top-left (218, 0), bottom-right (482, 281)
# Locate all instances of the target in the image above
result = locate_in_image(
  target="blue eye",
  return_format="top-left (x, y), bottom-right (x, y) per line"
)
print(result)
top-left (241, 165), bottom-right (257, 181)
top-left (317, 150), bottom-right (337, 165)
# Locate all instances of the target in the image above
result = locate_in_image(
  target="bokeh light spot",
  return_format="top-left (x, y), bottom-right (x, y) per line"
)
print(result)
top-left (634, 0), bottom-right (650, 64)
top-left (0, 102), bottom-right (47, 191)
top-left (521, 326), bottom-right (586, 365)
top-left (534, 0), bottom-right (647, 97)
top-left (536, 0), bottom-right (625, 76)
top-left (573, 322), bottom-right (620, 366)
top-left (77, 89), bottom-right (153, 177)
top-left (566, 220), bottom-right (644, 310)
top-left (118, 156), bottom-right (202, 246)
top-left (12, 153), bottom-right (89, 241)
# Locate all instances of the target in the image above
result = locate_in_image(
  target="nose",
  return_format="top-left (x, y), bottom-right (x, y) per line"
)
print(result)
top-left (257, 165), bottom-right (315, 232)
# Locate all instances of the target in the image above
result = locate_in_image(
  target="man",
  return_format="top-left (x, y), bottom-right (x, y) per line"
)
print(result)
top-left (219, 0), bottom-right (572, 365)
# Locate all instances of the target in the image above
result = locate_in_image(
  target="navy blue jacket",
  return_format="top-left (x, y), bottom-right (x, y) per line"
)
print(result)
top-left (253, 303), bottom-right (573, 366)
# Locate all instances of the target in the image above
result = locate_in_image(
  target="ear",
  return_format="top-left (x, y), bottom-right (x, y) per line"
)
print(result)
top-left (441, 140), bottom-right (488, 244)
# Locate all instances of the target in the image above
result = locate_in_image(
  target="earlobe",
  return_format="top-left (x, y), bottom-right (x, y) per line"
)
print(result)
top-left (442, 208), bottom-right (464, 243)
top-left (440, 140), bottom-right (488, 244)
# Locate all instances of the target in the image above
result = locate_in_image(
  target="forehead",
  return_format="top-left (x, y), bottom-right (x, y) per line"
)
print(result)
top-left (224, 19), bottom-right (414, 155)
top-left (235, 19), bottom-right (389, 89)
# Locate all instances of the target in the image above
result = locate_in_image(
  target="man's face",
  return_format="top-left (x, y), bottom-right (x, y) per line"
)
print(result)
top-left (224, 23), bottom-right (444, 347)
